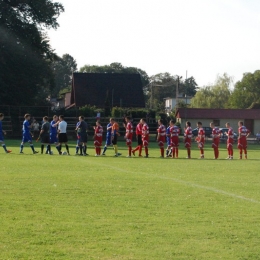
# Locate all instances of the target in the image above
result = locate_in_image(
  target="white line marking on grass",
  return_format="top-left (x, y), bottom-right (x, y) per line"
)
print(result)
top-left (85, 159), bottom-right (260, 204)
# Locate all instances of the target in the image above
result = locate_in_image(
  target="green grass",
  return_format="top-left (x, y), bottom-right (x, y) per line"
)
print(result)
top-left (0, 140), bottom-right (260, 259)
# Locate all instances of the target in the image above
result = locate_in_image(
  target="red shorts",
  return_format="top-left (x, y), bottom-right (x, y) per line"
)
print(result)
top-left (212, 139), bottom-right (219, 148)
top-left (126, 138), bottom-right (132, 146)
top-left (198, 142), bottom-right (204, 149)
top-left (184, 138), bottom-right (191, 148)
top-left (142, 138), bottom-right (149, 147)
top-left (171, 136), bottom-right (179, 147)
top-left (94, 137), bottom-right (102, 147)
top-left (237, 140), bottom-right (247, 149)
top-left (157, 136), bottom-right (165, 147)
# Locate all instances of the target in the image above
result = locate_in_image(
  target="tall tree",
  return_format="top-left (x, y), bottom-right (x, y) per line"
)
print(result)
top-left (229, 70), bottom-right (260, 108)
top-left (52, 54), bottom-right (77, 97)
top-left (191, 73), bottom-right (232, 108)
top-left (0, 0), bottom-right (64, 105)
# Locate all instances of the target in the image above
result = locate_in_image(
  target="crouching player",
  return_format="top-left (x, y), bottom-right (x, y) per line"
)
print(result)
top-left (184, 121), bottom-right (192, 159)
top-left (225, 122), bottom-right (234, 160)
top-left (0, 113), bottom-right (12, 153)
top-left (237, 121), bottom-right (250, 159)
top-left (170, 120), bottom-right (180, 158)
top-left (157, 119), bottom-right (166, 157)
top-left (141, 118), bottom-right (149, 158)
top-left (210, 122), bottom-right (221, 159)
top-left (20, 114), bottom-right (38, 154)
top-left (39, 116), bottom-right (51, 154)
top-left (93, 121), bottom-right (103, 156)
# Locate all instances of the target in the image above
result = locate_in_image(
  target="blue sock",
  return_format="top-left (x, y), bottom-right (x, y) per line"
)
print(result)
top-left (20, 144), bottom-right (24, 152)
top-left (30, 144), bottom-right (35, 152)
top-left (102, 146), bottom-right (107, 154)
top-left (2, 144), bottom-right (7, 152)
top-left (76, 146), bottom-right (79, 153)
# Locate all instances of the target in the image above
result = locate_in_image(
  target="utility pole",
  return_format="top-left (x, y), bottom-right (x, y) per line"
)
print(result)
top-left (150, 81), bottom-right (153, 109)
top-left (176, 76), bottom-right (182, 110)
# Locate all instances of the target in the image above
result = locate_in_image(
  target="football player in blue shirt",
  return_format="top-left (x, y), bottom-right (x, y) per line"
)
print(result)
top-left (50, 115), bottom-right (60, 153)
top-left (102, 119), bottom-right (113, 155)
top-left (0, 113), bottom-right (12, 153)
top-left (20, 114), bottom-right (38, 154)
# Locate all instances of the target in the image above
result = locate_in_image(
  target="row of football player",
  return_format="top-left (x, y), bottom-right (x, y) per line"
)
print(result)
top-left (0, 113), bottom-right (251, 159)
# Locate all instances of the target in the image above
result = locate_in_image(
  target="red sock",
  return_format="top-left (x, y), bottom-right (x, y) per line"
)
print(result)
top-left (160, 148), bottom-right (164, 157)
top-left (230, 149), bottom-right (233, 156)
top-left (139, 145), bottom-right (143, 156)
top-left (95, 147), bottom-right (98, 154)
top-left (214, 147), bottom-right (218, 158)
top-left (128, 146), bottom-right (132, 156)
top-left (200, 149), bottom-right (204, 156)
top-left (239, 149), bottom-right (242, 158)
top-left (172, 148), bottom-right (175, 158)
top-left (133, 146), bottom-right (139, 152)
top-left (145, 147), bottom-right (148, 156)
top-left (176, 148), bottom-right (178, 158)
top-left (187, 148), bottom-right (190, 157)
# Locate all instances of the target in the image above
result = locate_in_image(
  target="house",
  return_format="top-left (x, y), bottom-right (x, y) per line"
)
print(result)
top-left (176, 108), bottom-right (260, 134)
top-left (165, 94), bottom-right (192, 113)
top-left (69, 73), bottom-right (145, 108)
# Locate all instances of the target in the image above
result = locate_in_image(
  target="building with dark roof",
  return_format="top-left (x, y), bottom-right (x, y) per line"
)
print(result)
top-left (70, 73), bottom-right (145, 108)
top-left (176, 108), bottom-right (260, 134)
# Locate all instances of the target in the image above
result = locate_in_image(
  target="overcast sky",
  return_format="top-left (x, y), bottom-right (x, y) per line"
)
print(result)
top-left (48, 0), bottom-right (260, 87)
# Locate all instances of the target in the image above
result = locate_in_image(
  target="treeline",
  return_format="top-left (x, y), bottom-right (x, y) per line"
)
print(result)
top-left (191, 72), bottom-right (260, 109)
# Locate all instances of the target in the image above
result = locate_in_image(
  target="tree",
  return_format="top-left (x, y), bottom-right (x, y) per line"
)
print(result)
top-left (0, 0), bottom-right (64, 105)
top-left (52, 54), bottom-right (77, 97)
top-left (229, 70), bottom-right (260, 108)
top-left (147, 73), bottom-right (198, 111)
top-left (191, 73), bottom-right (232, 108)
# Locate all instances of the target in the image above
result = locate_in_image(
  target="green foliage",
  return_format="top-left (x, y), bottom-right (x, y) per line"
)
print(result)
top-left (191, 73), bottom-right (232, 108)
top-left (229, 70), bottom-right (260, 108)
top-left (0, 0), bottom-right (64, 105)
top-left (52, 54), bottom-right (78, 97)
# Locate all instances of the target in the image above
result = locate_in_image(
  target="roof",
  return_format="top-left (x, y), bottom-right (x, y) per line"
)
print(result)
top-left (176, 108), bottom-right (260, 120)
top-left (71, 73), bottom-right (145, 108)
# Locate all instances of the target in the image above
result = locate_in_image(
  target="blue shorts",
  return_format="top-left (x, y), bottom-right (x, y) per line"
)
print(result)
top-left (78, 133), bottom-right (88, 143)
top-left (0, 133), bottom-right (4, 142)
top-left (106, 135), bottom-right (112, 145)
top-left (22, 132), bottom-right (32, 143)
top-left (50, 134), bottom-right (58, 144)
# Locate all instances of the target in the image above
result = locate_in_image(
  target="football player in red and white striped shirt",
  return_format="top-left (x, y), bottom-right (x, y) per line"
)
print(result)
top-left (157, 119), bottom-right (166, 158)
top-left (170, 120), bottom-right (180, 158)
top-left (124, 116), bottom-right (133, 157)
top-left (210, 122), bottom-right (221, 159)
top-left (184, 121), bottom-right (192, 159)
top-left (196, 121), bottom-right (205, 159)
top-left (93, 121), bottom-right (103, 156)
top-left (225, 122), bottom-right (234, 160)
top-left (132, 119), bottom-right (143, 157)
top-left (141, 118), bottom-right (149, 158)
top-left (237, 121), bottom-right (250, 159)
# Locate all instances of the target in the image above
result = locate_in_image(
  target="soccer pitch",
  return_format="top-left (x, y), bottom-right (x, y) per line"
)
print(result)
top-left (1, 141), bottom-right (260, 259)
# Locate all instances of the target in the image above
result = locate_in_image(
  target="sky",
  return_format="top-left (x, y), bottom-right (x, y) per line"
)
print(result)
top-left (47, 0), bottom-right (260, 87)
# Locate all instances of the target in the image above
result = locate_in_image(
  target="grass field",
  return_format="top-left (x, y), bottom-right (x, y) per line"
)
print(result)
top-left (1, 140), bottom-right (260, 259)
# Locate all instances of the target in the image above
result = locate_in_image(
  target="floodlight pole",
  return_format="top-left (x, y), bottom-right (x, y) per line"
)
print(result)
top-left (176, 75), bottom-right (182, 110)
